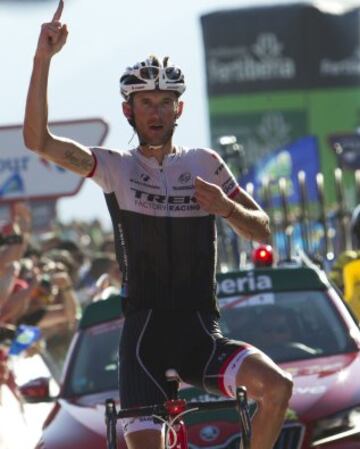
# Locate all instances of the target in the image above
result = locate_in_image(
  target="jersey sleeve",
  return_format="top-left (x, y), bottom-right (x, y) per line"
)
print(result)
top-left (205, 149), bottom-right (241, 198)
top-left (87, 147), bottom-right (117, 193)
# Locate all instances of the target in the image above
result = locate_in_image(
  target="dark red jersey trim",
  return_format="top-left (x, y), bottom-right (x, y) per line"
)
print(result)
top-left (86, 152), bottom-right (98, 178)
top-left (229, 186), bottom-right (241, 199)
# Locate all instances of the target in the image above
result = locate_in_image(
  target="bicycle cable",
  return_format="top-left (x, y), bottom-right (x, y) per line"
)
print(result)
top-left (152, 415), bottom-right (177, 449)
top-left (153, 407), bottom-right (199, 449)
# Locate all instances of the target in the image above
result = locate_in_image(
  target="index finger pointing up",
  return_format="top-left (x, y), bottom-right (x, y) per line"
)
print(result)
top-left (52, 0), bottom-right (64, 22)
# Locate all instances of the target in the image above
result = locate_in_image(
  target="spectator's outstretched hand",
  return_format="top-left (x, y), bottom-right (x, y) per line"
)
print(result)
top-left (13, 202), bottom-right (32, 236)
top-left (52, 270), bottom-right (78, 326)
top-left (36, 0), bottom-right (68, 59)
top-left (0, 262), bottom-right (20, 309)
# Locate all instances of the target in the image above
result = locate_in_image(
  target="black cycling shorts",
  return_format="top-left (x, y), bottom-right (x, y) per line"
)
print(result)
top-left (119, 309), bottom-right (258, 409)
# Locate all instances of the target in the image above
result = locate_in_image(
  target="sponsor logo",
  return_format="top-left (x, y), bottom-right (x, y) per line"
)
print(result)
top-left (123, 416), bottom-right (154, 432)
top-left (131, 188), bottom-right (197, 204)
top-left (178, 172), bottom-right (192, 184)
top-left (222, 178), bottom-right (236, 195)
top-left (221, 293), bottom-right (275, 308)
top-left (208, 33), bottom-right (296, 85)
top-left (217, 272), bottom-right (273, 295)
top-left (130, 178), bottom-right (159, 189)
top-left (200, 425), bottom-right (220, 442)
top-left (215, 163), bottom-right (225, 176)
top-left (189, 393), bottom-right (222, 403)
top-left (173, 173), bottom-right (194, 190)
top-left (140, 173), bottom-right (150, 182)
top-left (116, 222), bottom-right (128, 277)
top-left (132, 85), bottom-right (146, 91)
top-left (130, 188), bottom-right (201, 212)
top-left (320, 48), bottom-right (360, 77)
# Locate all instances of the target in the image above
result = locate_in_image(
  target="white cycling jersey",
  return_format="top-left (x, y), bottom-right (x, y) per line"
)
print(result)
top-left (88, 145), bottom-right (240, 315)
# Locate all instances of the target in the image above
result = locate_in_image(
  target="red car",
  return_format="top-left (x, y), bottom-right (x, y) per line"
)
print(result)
top-left (21, 258), bottom-right (360, 449)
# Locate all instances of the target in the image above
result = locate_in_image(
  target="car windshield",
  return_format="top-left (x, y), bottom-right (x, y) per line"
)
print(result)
top-left (66, 289), bottom-right (357, 397)
top-left (67, 319), bottom-right (123, 396)
top-left (219, 289), bottom-right (357, 363)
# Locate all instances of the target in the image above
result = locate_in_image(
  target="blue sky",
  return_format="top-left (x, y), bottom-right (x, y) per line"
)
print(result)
top-left (1, 0), bottom-right (358, 228)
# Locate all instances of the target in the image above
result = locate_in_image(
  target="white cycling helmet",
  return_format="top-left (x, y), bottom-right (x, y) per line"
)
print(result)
top-left (120, 55), bottom-right (186, 100)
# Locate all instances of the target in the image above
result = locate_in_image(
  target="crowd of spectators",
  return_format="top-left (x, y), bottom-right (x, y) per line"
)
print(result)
top-left (0, 202), bottom-right (122, 384)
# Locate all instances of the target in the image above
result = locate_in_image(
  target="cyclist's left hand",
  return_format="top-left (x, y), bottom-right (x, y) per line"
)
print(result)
top-left (194, 176), bottom-right (233, 217)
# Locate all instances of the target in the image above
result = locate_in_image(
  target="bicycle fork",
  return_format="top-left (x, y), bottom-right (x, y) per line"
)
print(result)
top-left (166, 419), bottom-right (188, 449)
top-left (164, 369), bottom-right (189, 449)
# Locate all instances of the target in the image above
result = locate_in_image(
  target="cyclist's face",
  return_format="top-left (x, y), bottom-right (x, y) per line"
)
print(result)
top-left (124, 91), bottom-right (183, 146)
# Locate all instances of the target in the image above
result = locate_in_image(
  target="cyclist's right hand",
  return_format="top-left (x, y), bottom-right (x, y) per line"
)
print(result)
top-left (35, 0), bottom-right (68, 59)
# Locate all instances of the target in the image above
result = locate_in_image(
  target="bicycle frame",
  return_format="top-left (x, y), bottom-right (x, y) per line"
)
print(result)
top-left (163, 398), bottom-right (189, 449)
top-left (105, 382), bottom-right (251, 449)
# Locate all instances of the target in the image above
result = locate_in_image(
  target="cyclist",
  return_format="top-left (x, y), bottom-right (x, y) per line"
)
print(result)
top-left (23, 2), bottom-right (293, 449)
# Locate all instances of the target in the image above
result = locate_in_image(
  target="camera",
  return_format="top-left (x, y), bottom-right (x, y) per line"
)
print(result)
top-left (0, 325), bottom-right (16, 344)
top-left (39, 274), bottom-right (52, 293)
top-left (0, 233), bottom-right (23, 246)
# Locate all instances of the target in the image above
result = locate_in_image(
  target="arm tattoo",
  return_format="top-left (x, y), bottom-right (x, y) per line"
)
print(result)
top-left (64, 150), bottom-right (93, 171)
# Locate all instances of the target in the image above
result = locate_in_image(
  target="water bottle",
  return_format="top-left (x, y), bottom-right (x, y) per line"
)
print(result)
top-left (9, 325), bottom-right (42, 356)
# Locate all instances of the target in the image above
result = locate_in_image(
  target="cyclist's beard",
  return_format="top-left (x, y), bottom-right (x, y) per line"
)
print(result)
top-left (136, 123), bottom-right (177, 150)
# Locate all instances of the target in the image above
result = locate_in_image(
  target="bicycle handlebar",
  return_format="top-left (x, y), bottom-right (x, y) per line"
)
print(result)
top-left (112, 397), bottom-right (239, 419)
top-left (105, 387), bottom-right (251, 449)
top-left (108, 385), bottom-right (248, 418)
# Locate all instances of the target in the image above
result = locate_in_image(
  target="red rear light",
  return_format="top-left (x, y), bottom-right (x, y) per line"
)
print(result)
top-left (252, 245), bottom-right (273, 267)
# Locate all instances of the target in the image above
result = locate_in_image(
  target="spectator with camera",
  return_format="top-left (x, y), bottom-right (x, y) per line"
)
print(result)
top-left (0, 204), bottom-right (79, 349)
top-left (0, 204), bottom-right (32, 323)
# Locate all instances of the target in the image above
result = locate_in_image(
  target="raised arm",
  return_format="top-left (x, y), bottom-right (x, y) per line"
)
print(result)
top-left (23, 0), bottom-right (95, 176)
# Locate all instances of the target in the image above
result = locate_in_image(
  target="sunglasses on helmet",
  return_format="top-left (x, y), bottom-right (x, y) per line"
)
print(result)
top-left (136, 65), bottom-right (183, 82)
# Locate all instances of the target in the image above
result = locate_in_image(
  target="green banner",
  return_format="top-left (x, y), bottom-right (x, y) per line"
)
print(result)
top-left (201, 3), bottom-right (360, 206)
